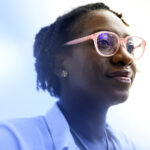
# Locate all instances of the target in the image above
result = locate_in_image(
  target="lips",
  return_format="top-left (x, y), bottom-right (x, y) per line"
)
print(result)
top-left (106, 70), bottom-right (132, 83)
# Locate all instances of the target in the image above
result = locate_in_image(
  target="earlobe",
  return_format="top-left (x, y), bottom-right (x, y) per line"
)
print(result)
top-left (53, 53), bottom-right (69, 78)
top-left (61, 70), bottom-right (68, 78)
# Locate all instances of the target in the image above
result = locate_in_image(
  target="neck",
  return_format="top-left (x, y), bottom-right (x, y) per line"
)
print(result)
top-left (58, 95), bottom-right (109, 141)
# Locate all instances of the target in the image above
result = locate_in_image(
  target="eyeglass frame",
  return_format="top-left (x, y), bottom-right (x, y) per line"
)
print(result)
top-left (64, 31), bottom-right (146, 60)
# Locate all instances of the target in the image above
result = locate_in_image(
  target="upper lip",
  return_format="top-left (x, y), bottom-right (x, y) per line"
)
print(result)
top-left (106, 70), bottom-right (133, 78)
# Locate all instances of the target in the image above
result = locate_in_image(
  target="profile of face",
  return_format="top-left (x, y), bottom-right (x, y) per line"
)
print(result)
top-left (59, 10), bottom-right (137, 107)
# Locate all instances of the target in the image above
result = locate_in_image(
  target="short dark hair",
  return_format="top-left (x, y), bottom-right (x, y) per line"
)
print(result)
top-left (33, 2), bottom-right (128, 98)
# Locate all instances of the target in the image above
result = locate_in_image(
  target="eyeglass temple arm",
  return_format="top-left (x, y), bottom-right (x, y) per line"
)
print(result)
top-left (64, 34), bottom-right (94, 45)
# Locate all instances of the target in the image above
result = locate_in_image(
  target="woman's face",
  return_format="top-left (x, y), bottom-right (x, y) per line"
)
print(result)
top-left (63, 10), bottom-right (136, 106)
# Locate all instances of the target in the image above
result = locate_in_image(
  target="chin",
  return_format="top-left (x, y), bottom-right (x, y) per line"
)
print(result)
top-left (110, 91), bottom-right (129, 105)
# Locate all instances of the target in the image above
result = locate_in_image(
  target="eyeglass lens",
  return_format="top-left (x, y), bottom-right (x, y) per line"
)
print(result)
top-left (126, 37), bottom-right (144, 59)
top-left (97, 33), bottom-right (144, 58)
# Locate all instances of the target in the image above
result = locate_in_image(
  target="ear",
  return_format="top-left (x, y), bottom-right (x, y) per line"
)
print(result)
top-left (53, 52), bottom-right (69, 78)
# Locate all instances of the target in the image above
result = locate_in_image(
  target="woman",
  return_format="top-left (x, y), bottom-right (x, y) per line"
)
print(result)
top-left (0, 2), bottom-right (146, 150)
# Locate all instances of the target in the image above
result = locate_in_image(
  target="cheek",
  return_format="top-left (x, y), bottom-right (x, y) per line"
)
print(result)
top-left (83, 57), bottom-right (108, 87)
top-left (91, 57), bottom-right (108, 78)
top-left (131, 63), bottom-right (137, 80)
top-left (66, 50), bottom-right (89, 83)
top-left (68, 46), bottom-right (109, 87)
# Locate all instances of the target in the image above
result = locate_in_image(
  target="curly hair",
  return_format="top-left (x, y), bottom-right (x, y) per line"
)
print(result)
top-left (33, 2), bottom-right (129, 98)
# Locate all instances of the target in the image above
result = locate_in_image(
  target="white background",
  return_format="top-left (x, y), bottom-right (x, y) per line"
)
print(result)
top-left (0, 0), bottom-right (150, 149)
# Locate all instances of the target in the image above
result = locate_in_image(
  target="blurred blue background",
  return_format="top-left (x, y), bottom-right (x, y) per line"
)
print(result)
top-left (0, 0), bottom-right (150, 149)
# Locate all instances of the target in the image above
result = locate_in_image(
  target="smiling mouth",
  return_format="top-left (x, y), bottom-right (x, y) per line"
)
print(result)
top-left (106, 70), bottom-right (132, 84)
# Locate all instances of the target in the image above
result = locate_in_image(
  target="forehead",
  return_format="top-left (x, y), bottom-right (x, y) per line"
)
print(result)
top-left (72, 10), bottom-right (130, 37)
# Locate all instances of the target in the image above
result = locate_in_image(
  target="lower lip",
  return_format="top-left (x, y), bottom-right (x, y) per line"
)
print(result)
top-left (112, 76), bottom-right (131, 83)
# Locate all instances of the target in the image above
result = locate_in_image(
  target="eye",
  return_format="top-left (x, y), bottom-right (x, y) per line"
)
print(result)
top-left (97, 33), bottom-right (118, 55)
top-left (127, 43), bottom-right (135, 53)
top-left (98, 40), bottom-right (110, 49)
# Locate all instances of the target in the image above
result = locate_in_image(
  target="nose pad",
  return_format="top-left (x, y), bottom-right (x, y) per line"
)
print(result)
top-left (111, 44), bottom-right (134, 66)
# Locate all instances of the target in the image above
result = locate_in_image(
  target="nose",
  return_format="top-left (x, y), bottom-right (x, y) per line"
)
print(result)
top-left (110, 45), bottom-right (134, 66)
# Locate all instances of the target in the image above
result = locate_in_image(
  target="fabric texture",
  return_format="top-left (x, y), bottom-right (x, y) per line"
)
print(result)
top-left (0, 103), bottom-right (139, 150)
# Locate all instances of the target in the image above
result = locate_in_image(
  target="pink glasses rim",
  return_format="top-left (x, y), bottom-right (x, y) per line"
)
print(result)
top-left (64, 31), bottom-right (146, 59)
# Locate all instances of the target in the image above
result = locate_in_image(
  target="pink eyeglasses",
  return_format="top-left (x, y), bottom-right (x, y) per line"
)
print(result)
top-left (64, 31), bottom-right (146, 60)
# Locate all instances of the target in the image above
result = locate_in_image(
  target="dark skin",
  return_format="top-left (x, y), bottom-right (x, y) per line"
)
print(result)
top-left (55, 10), bottom-right (136, 149)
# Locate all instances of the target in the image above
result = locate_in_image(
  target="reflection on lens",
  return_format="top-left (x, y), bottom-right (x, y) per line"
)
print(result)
top-left (97, 33), bottom-right (117, 55)
top-left (126, 37), bottom-right (143, 59)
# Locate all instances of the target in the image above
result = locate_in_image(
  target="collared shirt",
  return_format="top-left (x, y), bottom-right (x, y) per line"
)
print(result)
top-left (0, 103), bottom-right (139, 150)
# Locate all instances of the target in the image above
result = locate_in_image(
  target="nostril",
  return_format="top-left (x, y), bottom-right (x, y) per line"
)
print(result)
top-left (110, 58), bottom-right (126, 66)
top-left (117, 61), bottom-right (126, 66)
top-left (110, 54), bottom-right (133, 67)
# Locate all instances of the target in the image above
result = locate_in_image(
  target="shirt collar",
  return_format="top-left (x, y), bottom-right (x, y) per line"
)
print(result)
top-left (45, 103), bottom-right (79, 150)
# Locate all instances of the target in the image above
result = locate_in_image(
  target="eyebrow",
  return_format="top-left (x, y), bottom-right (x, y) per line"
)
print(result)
top-left (91, 29), bottom-right (111, 34)
top-left (90, 29), bottom-right (113, 35)
top-left (91, 29), bottom-right (130, 37)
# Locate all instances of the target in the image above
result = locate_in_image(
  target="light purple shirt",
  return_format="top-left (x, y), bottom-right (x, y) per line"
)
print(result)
top-left (0, 103), bottom-right (139, 150)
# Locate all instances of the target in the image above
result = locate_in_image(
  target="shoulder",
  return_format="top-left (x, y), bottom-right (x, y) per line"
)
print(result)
top-left (0, 116), bottom-right (54, 150)
top-left (106, 124), bottom-right (140, 150)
